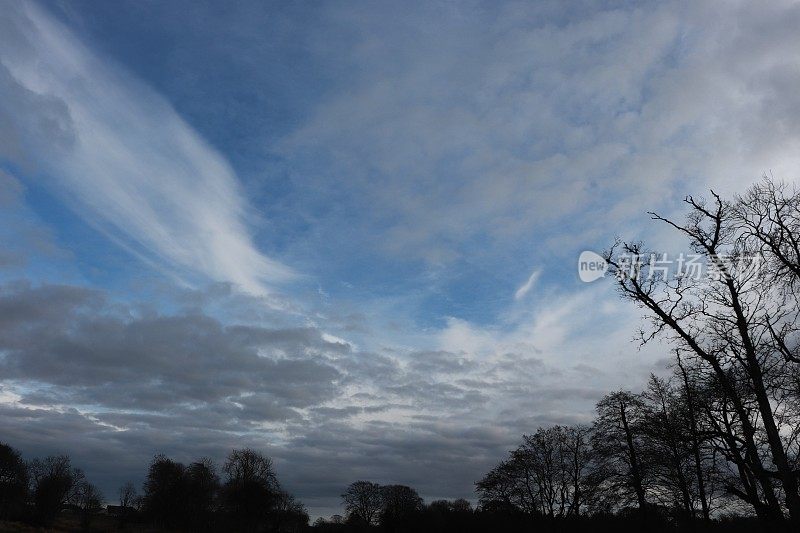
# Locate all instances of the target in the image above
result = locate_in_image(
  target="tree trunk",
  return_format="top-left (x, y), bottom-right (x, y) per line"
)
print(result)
top-left (725, 276), bottom-right (800, 519)
top-left (677, 360), bottom-right (710, 520)
top-left (619, 400), bottom-right (647, 510)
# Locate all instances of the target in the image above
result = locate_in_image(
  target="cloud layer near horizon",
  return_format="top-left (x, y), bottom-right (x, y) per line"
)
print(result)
top-left (0, 277), bottom-right (661, 515)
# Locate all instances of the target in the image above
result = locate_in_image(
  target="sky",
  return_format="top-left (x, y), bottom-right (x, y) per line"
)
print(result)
top-left (2, 0), bottom-right (800, 519)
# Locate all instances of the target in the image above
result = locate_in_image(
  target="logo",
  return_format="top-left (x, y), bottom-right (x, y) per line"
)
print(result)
top-left (578, 251), bottom-right (607, 282)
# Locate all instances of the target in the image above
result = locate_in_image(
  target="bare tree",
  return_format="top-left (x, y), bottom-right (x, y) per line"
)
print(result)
top-left (142, 454), bottom-right (186, 527)
top-left (640, 375), bottom-right (702, 516)
top-left (221, 448), bottom-right (281, 532)
top-left (604, 190), bottom-right (799, 518)
top-left (116, 480), bottom-right (138, 526)
top-left (72, 479), bottom-right (103, 529)
top-left (28, 455), bottom-right (85, 525)
top-left (564, 425), bottom-right (594, 517)
top-left (524, 426), bottom-right (592, 517)
top-left (674, 357), bottom-right (714, 520)
top-left (119, 480), bottom-right (137, 509)
top-left (736, 178), bottom-right (800, 286)
top-left (272, 489), bottom-right (310, 533)
top-left (476, 457), bottom-right (538, 514)
top-left (476, 425), bottom-right (592, 517)
top-left (184, 458), bottom-right (219, 529)
top-left (341, 480), bottom-right (383, 525)
top-left (590, 391), bottom-right (650, 512)
top-left (380, 484), bottom-right (424, 530)
top-left (222, 448), bottom-right (278, 489)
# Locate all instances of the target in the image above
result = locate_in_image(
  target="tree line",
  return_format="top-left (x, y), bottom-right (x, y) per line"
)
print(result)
top-left (0, 444), bottom-right (103, 529)
top-left (0, 444), bottom-right (307, 531)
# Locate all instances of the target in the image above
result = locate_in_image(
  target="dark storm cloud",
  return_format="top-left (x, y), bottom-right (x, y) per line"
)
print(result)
top-left (0, 281), bottom-right (375, 506)
top-left (0, 282), bottom-right (344, 412)
top-left (0, 279), bottom-right (548, 514)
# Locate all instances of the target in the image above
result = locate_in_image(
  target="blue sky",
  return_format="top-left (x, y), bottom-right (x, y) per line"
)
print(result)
top-left (2, 0), bottom-right (800, 518)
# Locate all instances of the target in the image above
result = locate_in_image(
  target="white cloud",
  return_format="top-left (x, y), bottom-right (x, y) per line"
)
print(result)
top-left (0, 3), bottom-right (293, 294)
top-left (513, 269), bottom-right (540, 300)
top-left (277, 0), bottom-right (800, 265)
top-left (437, 279), bottom-right (664, 396)
top-left (437, 316), bottom-right (497, 357)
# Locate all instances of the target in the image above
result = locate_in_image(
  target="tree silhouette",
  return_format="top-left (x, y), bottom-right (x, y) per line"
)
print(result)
top-left (379, 484), bottom-right (423, 531)
top-left (143, 454), bottom-right (188, 528)
top-left (220, 448), bottom-right (281, 532)
top-left (28, 455), bottom-right (85, 525)
top-left (184, 458), bottom-right (220, 530)
top-left (604, 184), bottom-right (800, 519)
top-left (341, 480), bottom-right (383, 526)
top-left (591, 392), bottom-right (649, 513)
top-left (72, 479), bottom-right (103, 529)
top-left (117, 480), bottom-right (138, 526)
top-left (0, 442), bottom-right (28, 521)
top-left (476, 424), bottom-right (593, 518)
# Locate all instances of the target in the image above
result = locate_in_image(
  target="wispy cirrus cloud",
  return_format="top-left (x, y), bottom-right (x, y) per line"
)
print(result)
top-left (514, 269), bottom-right (540, 301)
top-left (0, 3), bottom-right (292, 294)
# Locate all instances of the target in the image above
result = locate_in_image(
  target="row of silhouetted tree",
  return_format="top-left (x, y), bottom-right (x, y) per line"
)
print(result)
top-left (0, 444), bottom-right (103, 528)
top-left (133, 448), bottom-right (308, 532)
top-left (311, 483), bottom-right (474, 532)
top-left (0, 444), bottom-right (307, 531)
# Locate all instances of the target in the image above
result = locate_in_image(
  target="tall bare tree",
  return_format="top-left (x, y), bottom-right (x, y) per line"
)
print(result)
top-left (476, 425), bottom-right (592, 517)
top-left (605, 189), bottom-right (799, 519)
top-left (674, 356), bottom-right (714, 520)
top-left (341, 480), bottom-right (383, 525)
top-left (590, 391), bottom-right (650, 512)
